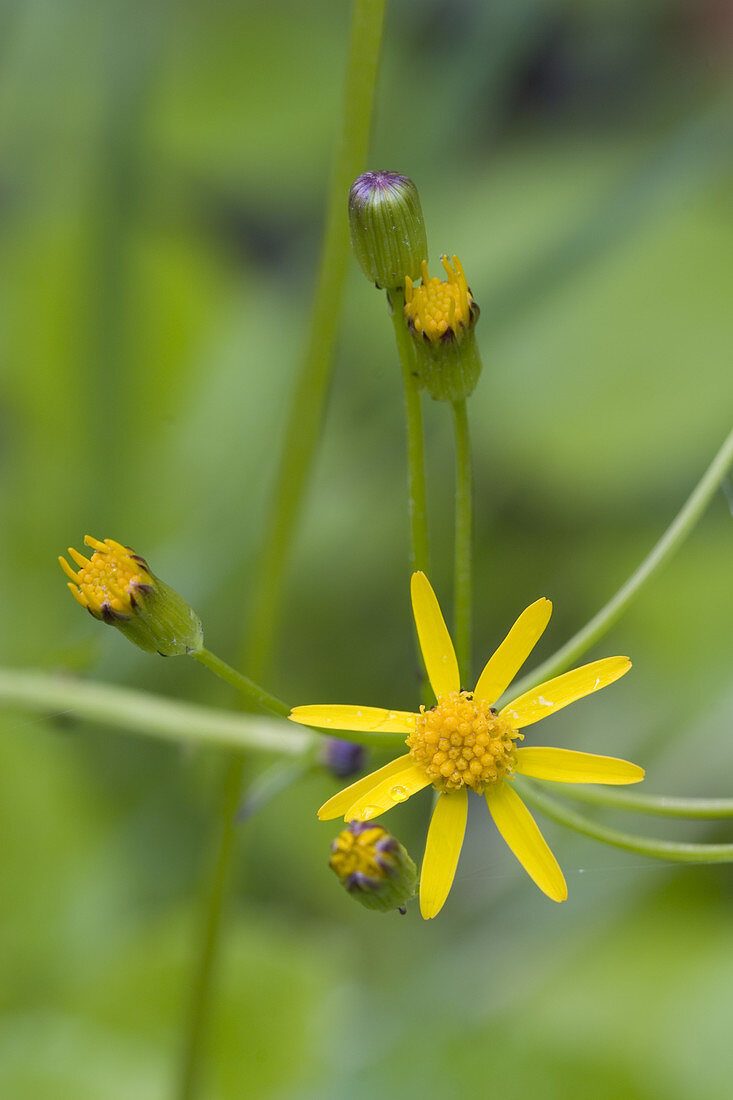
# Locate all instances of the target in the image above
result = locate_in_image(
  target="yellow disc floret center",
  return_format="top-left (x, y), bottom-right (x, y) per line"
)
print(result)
top-left (59, 536), bottom-right (153, 622)
top-left (407, 690), bottom-right (521, 794)
top-left (404, 255), bottom-right (474, 343)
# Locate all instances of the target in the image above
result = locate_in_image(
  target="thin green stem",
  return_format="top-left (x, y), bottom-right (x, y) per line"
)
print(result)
top-left (533, 782), bottom-right (733, 820)
top-left (191, 648), bottom-right (289, 719)
top-left (177, 753), bottom-right (246, 1100)
top-left (389, 288), bottom-right (430, 576)
top-left (241, 0), bottom-right (387, 682)
top-left (451, 399), bottom-right (472, 684)
top-left (0, 666), bottom-right (309, 755)
top-left (182, 10), bottom-right (388, 1087)
top-left (191, 647), bottom-right (403, 750)
top-left (517, 780), bottom-right (733, 863)
top-left (510, 425), bottom-right (733, 697)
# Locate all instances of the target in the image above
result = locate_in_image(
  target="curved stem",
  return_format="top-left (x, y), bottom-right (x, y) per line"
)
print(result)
top-left (241, 0), bottom-right (388, 682)
top-left (517, 780), bottom-right (733, 863)
top-left (532, 782), bottom-right (733, 820)
top-left (510, 425), bottom-right (733, 696)
top-left (191, 648), bottom-right (289, 719)
top-left (191, 647), bottom-right (403, 750)
top-left (0, 665), bottom-right (309, 755)
top-left (451, 399), bottom-right (472, 684)
top-left (389, 288), bottom-right (430, 577)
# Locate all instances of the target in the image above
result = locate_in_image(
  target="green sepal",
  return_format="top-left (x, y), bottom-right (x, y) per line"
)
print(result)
top-left (115, 577), bottom-right (203, 656)
top-left (411, 325), bottom-right (482, 402)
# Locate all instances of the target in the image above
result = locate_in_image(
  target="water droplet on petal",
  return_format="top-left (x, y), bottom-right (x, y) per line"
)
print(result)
top-left (357, 805), bottom-right (380, 821)
top-left (390, 785), bottom-right (408, 803)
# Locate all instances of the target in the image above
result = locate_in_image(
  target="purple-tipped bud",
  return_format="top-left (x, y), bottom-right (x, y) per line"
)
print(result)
top-left (348, 171), bottom-right (428, 289)
top-left (322, 737), bottom-right (366, 779)
top-left (329, 820), bottom-right (418, 913)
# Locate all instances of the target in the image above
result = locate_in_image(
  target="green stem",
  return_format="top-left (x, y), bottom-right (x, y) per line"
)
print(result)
top-left (389, 288), bottom-right (430, 576)
top-left (532, 782), bottom-right (733, 820)
top-left (451, 399), bottom-right (472, 684)
top-left (182, 10), bottom-right (388, 1088)
top-left (517, 780), bottom-right (733, 863)
top-left (191, 647), bottom-right (402, 749)
top-left (177, 753), bottom-right (246, 1100)
top-left (241, 0), bottom-right (387, 682)
top-left (0, 666), bottom-right (309, 755)
top-left (191, 648), bottom-right (289, 719)
top-left (510, 425), bottom-right (733, 697)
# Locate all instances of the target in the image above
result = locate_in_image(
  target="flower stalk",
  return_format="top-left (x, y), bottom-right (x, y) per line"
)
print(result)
top-left (510, 424), bottom-right (733, 697)
top-left (516, 780), bottom-right (733, 863)
top-left (389, 287), bottom-right (431, 578)
top-left (451, 398), bottom-right (473, 684)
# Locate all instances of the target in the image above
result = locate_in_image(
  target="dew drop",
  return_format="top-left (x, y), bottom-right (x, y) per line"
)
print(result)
top-left (390, 785), bottom-right (408, 803)
top-left (357, 805), bottom-right (379, 821)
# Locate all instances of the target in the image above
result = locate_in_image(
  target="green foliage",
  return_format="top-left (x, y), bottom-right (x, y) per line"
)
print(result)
top-left (1, 0), bottom-right (732, 1096)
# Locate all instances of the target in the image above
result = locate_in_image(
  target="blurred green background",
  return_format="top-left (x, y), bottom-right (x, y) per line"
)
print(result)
top-left (1, 0), bottom-right (733, 1096)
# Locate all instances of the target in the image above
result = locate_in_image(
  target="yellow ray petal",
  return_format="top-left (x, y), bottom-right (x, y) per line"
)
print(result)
top-left (289, 704), bottom-right (416, 734)
top-left (317, 755), bottom-right (413, 821)
top-left (500, 656), bottom-right (631, 729)
top-left (515, 747), bottom-right (645, 785)
top-left (345, 759), bottom-right (431, 822)
top-left (474, 598), bottom-right (552, 705)
top-left (419, 789), bottom-right (468, 919)
top-left (486, 781), bottom-right (567, 901)
top-left (410, 572), bottom-right (460, 699)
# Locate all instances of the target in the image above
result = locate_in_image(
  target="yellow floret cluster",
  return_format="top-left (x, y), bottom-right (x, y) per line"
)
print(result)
top-left (407, 690), bottom-right (522, 794)
top-left (59, 536), bottom-right (153, 621)
top-left (329, 823), bottom-right (392, 883)
top-left (404, 255), bottom-right (474, 343)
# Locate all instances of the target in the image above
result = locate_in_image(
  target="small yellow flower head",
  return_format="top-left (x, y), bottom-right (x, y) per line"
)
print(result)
top-left (404, 256), bottom-right (477, 344)
top-left (329, 820), bottom-right (418, 913)
top-left (404, 256), bottom-right (482, 402)
top-left (59, 536), bottom-right (203, 656)
top-left (348, 171), bottom-right (428, 290)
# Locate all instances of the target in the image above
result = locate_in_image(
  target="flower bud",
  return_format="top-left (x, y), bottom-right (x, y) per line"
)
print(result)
top-left (59, 536), bottom-right (203, 656)
top-left (329, 820), bottom-right (418, 913)
top-left (348, 171), bottom-right (428, 290)
top-left (404, 254), bottom-right (482, 401)
top-left (322, 738), bottom-right (366, 779)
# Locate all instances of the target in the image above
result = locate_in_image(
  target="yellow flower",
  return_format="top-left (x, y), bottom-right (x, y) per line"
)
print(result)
top-left (290, 572), bottom-right (644, 919)
top-left (59, 535), bottom-right (203, 656)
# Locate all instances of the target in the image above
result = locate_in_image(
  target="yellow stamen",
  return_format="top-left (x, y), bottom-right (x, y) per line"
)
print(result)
top-left (407, 690), bottom-right (522, 794)
top-left (403, 253), bottom-right (475, 344)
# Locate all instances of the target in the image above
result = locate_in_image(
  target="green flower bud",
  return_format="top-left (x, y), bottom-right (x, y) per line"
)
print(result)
top-left (348, 171), bottom-right (428, 290)
top-left (59, 536), bottom-right (203, 656)
top-left (329, 820), bottom-right (418, 913)
top-left (404, 254), bottom-right (482, 402)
